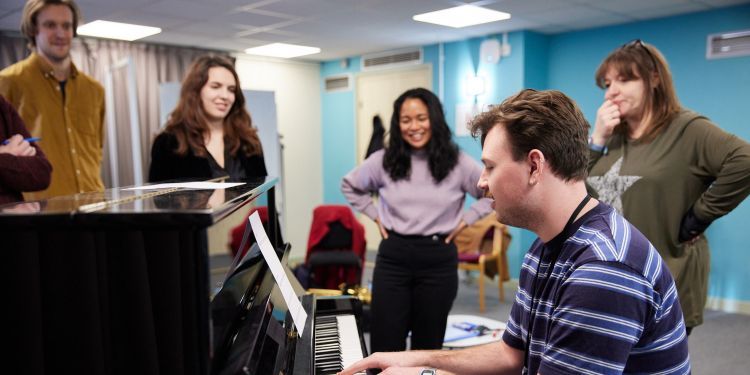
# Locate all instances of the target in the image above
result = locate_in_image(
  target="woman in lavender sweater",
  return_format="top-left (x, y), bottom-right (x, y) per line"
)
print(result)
top-left (342, 88), bottom-right (492, 352)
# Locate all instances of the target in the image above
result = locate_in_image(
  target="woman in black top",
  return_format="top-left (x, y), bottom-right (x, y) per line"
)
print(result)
top-left (149, 55), bottom-right (266, 182)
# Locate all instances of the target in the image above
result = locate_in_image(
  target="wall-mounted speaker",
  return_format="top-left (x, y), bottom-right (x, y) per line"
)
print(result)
top-left (480, 38), bottom-right (501, 64)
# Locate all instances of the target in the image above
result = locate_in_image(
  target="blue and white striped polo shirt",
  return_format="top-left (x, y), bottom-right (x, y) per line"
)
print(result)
top-left (502, 202), bottom-right (690, 374)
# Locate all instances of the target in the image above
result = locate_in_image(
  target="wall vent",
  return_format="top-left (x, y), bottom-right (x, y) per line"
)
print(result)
top-left (707, 29), bottom-right (750, 59)
top-left (361, 48), bottom-right (423, 71)
top-left (325, 74), bottom-right (352, 92)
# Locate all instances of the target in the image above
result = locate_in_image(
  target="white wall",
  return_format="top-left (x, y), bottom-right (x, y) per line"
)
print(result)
top-left (233, 54), bottom-right (322, 261)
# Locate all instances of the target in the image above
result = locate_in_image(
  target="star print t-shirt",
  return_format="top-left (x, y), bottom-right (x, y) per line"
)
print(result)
top-left (586, 110), bottom-right (750, 260)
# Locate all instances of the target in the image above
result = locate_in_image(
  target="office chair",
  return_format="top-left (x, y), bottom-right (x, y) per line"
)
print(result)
top-left (305, 205), bottom-right (366, 289)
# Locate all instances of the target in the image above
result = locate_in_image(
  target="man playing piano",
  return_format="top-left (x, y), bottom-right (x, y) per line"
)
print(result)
top-left (339, 89), bottom-right (690, 375)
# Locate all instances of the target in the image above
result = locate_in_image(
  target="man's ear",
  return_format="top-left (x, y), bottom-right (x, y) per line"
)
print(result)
top-left (527, 149), bottom-right (545, 185)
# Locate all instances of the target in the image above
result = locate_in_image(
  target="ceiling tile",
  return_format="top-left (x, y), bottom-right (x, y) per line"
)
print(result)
top-left (140, 0), bottom-right (228, 21)
top-left (485, 0), bottom-right (576, 14)
top-left (221, 8), bottom-right (296, 27)
top-left (101, 11), bottom-right (190, 30)
top-left (171, 21), bottom-right (252, 39)
top-left (2, 0), bottom-right (745, 61)
top-left (585, 0), bottom-right (699, 14)
top-left (141, 30), bottom-right (213, 46)
top-left (235, 31), bottom-right (303, 45)
top-left (524, 4), bottom-right (627, 24)
top-left (258, 0), bottom-right (369, 18)
top-left (628, 3), bottom-right (713, 20)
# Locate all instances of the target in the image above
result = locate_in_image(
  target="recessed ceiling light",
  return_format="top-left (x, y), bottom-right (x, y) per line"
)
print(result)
top-left (244, 43), bottom-right (321, 58)
top-left (77, 20), bottom-right (161, 41)
top-left (413, 5), bottom-right (511, 28)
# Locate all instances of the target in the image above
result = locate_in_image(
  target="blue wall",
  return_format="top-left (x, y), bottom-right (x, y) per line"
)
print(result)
top-left (321, 4), bottom-right (750, 303)
top-left (321, 58), bottom-right (360, 204)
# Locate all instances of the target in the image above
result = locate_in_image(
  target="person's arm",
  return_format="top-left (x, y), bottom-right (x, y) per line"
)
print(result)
top-left (587, 100), bottom-right (620, 171)
top-left (338, 340), bottom-right (523, 375)
top-left (445, 153), bottom-right (493, 243)
top-left (460, 154), bottom-right (493, 225)
top-left (679, 118), bottom-right (750, 241)
top-left (0, 98), bottom-right (51, 192)
top-left (0, 136), bottom-right (52, 192)
top-left (340, 152), bottom-right (383, 222)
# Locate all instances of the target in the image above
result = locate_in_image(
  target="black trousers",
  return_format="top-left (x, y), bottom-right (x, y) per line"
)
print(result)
top-left (369, 232), bottom-right (458, 352)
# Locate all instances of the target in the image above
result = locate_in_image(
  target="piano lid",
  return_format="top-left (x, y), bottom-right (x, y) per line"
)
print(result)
top-left (0, 176), bottom-right (278, 228)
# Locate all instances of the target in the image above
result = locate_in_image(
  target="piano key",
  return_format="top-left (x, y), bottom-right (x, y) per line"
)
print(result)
top-left (336, 315), bottom-right (364, 370)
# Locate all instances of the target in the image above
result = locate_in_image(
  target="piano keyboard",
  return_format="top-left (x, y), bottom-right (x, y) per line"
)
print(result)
top-left (314, 314), bottom-right (364, 374)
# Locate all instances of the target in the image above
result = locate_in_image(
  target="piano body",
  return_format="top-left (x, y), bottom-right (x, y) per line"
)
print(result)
top-left (212, 242), bottom-right (368, 375)
top-left (0, 177), bottom-right (367, 375)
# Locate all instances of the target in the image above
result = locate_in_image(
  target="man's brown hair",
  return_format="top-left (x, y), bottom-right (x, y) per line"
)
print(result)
top-left (20, 0), bottom-right (81, 48)
top-left (470, 89), bottom-right (590, 181)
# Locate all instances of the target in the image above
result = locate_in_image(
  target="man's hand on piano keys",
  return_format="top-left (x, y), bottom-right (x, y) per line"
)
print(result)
top-left (337, 351), bottom-right (442, 375)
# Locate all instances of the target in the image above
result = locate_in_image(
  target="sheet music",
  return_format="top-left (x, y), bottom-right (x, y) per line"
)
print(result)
top-left (124, 182), bottom-right (245, 190)
top-left (249, 212), bottom-right (308, 335)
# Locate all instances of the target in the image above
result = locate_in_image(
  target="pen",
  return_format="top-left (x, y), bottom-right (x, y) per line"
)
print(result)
top-left (1, 137), bottom-right (41, 145)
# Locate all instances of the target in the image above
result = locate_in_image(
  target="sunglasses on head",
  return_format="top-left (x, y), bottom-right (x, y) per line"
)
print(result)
top-left (621, 39), bottom-right (659, 70)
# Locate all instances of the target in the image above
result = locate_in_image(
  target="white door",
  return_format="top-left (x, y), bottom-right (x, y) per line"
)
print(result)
top-left (355, 66), bottom-right (431, 250)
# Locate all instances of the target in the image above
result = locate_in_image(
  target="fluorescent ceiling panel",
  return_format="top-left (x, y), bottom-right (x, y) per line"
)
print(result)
top-left (78, 20), bottom-right (161, 41)
top-left (413, 5), bottom-right (511, 28)
top-left (244, 43), bottom-right (321, 58)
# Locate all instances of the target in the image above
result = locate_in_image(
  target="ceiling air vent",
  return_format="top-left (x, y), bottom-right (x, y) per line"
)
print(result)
top-left (361, 48), bottom-right (423, 71)
top-left (707, 29), bottom-right (750, 59)
top-left (325, 74), bottom-right (352, 92)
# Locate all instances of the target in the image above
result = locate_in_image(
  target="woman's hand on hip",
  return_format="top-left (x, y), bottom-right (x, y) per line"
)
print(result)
top-left (375, 217), bottom-right (389, 239)
top-left (445, 220), bottom-right (468, 244)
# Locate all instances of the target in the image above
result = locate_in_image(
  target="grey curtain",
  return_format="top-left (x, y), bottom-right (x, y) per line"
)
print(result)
top-left (0, 32), bottom-right (230, 187)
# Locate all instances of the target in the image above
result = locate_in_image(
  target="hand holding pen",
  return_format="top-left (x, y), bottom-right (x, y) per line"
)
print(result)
top-left (0, 135), bottom-right (39, 157)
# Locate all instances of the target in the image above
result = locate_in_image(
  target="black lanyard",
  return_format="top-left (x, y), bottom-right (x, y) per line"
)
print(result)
top-left (522, 194), bottom-right (592, 373)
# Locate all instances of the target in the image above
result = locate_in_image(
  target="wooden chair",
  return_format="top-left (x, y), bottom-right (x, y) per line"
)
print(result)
top-left (456, 217), bottom-right (511, 312)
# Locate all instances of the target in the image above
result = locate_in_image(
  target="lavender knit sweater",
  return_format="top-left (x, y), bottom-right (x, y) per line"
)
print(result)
top-left (341, 149), bottom-right (492, 236)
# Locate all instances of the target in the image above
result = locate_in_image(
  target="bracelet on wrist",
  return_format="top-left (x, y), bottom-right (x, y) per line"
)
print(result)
top-left (588, 137), bottom-right (607, 153)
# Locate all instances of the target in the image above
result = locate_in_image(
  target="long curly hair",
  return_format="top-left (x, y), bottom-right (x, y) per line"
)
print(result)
top-left (595, 40), bottom-right (681, 142)
top-left (383, 88), bottom-right (458, 182)
top-left (163, 55), bottom-right (262, 158)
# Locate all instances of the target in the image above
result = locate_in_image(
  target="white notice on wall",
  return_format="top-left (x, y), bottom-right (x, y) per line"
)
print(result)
top-left (249, 211), bottom-right (307, 335)
top-left (455, 103), bottom-right (484, 137)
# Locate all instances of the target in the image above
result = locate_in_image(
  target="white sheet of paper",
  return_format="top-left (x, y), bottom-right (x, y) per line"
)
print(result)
top-left (249, 211), bottom-right (307, 335)
top-left (124, 182), bottom-right (245, 190)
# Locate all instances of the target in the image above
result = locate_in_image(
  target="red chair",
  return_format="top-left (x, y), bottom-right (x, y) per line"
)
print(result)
top-left (306, 205), bottom-right (366, 289)
top-left (228, 206), bottom-right (282, 260)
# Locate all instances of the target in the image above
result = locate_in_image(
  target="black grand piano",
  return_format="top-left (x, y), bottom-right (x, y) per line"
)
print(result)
top-left (0, 177), bottom-right (367, 375)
